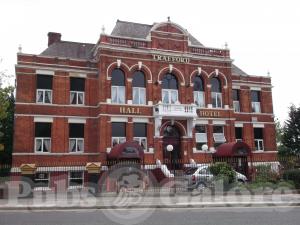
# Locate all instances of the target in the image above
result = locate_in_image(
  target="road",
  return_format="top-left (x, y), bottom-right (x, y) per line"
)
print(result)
top-left (1, 206), bottom-right (300, 225)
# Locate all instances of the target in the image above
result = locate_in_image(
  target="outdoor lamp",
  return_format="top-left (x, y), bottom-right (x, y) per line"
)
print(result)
top-left (201, 144), bottom-right (208, 151)
top-left (166, 144), bottom-right (173, 152)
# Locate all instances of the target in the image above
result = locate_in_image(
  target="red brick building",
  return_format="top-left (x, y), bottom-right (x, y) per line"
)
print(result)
top-left (12, 19), bottom-right (277, 186)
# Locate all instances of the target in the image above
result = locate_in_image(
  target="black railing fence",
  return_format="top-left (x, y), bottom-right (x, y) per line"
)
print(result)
top-left (0, 155), bottom-right (300, 199)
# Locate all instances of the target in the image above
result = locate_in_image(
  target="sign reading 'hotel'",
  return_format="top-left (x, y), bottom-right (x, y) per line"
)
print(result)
top-left (199, 110), bottom-right (221, 117)
top-left (153, 54), bottom-right (190, 63)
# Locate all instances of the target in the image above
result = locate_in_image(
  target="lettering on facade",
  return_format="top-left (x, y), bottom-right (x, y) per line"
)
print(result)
top-left (120, 107), bottom-right (141, 114)
top-left (199, 110), bottom-right (220, 117)
top-left (153, 54), bottom-right (190, 63)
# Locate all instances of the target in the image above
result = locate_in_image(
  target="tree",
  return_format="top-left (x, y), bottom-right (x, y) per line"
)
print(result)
top-left (281, 105), bottom-right (300, 155)
top-left (0, 86), bottom-right (15, 165)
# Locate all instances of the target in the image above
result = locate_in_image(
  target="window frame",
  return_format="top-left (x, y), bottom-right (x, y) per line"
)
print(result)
top-left (162, 89), bottom-right (178, 104)
top-left (69, 138), bottom-right (84, 153)
top-left (70, 91), bottom-right (85, 105)
top-left (193, 91), bottom-right (205, 107)
top-left (213, 126), bottom-right (226, 144)
top-left (36, 89), bottom-right (52, 104)
top-left (211, 92), bottom-right (222, 108)
top-left (195, 125), bottom-right (207, 151)
top-left (35, 137), bottom-right (51, 153)
top-left (68, 171), bottom-right (84, 189)
top-left (111, 85), bottom-right (125, 104)
top-left (132, 87), bottom-right (146, 105)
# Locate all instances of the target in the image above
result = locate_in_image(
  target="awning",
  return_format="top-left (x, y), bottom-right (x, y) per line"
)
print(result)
top-left (213, 142), bottom-right (251, 157)
top-left (107, 141), bottom-right (145, 160)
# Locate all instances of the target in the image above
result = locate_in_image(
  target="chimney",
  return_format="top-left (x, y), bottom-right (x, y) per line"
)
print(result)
top-left (47, 32), bottom-right (61, 46)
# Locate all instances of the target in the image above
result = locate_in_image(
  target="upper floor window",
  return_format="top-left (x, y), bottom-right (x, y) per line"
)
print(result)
top-left (36, 75), bottom-right (53, 104)
top-left (251, 91), bottom-right (261, 113)
top-left (112, 122), bottom-right (126, 146)
top-left (232, 89), bottom-right (240, 112)
top-left (35, 122), bottom-right (51, 153)
top-left (133, 123), bottom-right (147, 151)
top-left (162, 73), bottom-right (178, 104)
top-left (235, 127), bottom-right (243, 142)
top-left (132, 71), bottom-right (146, 105)
top-left (70, 78), bottom-right (85, 105)
top-left (195, 125), bottom-right (207, 150)
top-left (193, 76), bottom-right (205, 107)
top-left (211, 77), bottom-right (222, 108)
top-left (213, 125), bottom-right (226, 147)
top-left (254, 128), bottom-right (264, 151)
top-left (111, 69), bottom-right (125, 104)
top-left (69, 123), bottom-right (84, 152)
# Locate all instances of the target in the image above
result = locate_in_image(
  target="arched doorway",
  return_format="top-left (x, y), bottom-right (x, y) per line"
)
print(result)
top-left (162, 125), bottom-right (181, 167)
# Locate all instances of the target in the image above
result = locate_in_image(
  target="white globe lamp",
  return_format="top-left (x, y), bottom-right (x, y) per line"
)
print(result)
top-left (201, 144), bottom-right (208, 152)
top-left (166, 144), bottom-right (173, 152)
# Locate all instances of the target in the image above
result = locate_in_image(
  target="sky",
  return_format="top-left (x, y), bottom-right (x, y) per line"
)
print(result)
top-left (0, 0), bottom-right (300, 123)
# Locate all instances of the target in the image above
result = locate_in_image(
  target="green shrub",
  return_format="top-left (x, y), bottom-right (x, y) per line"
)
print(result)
top-left (283, 169), bottom-right (300, 189)
top-left (254, 165), bottom-right (278, 183)
top-left (209, 162), bottom-right (236, 184)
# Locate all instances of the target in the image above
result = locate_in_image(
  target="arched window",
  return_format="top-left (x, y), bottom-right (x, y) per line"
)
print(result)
top-left (111, 69), bottom-right (125, 104)
top-left (162, 73), bottom-right (178, 104)
top-left (132, 71), bottom-right (146, 105)
top-left (193, 76), bottom-right (205, 107)
top-left (210, 77), bottom-right (222, 108)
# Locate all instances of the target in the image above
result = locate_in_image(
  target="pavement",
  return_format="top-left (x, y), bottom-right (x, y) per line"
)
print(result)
top-left (1, 191), bottom-right (300, 210)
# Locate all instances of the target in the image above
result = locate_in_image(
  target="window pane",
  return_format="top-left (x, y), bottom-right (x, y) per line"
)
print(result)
top-left (43, 139), bottom-right (51, 152)
top-left (193, 76), bottom-right (204, 91)
top-left (162, 90), bottom-right (169, 104)
top-left (132, 71), bottom-right (146, 87)
top-left (69, 123), bottom-right (84, 138)
top-left (232, 89), bottom-right (239, 101)
top-left (36, 75), bottom-right (53, 89)
top-left (70, 78), bottom-right (85, 91)
top-left (141, 138), bottom-right (147, 150)
top-left (112, 138), bottom-right (119, 146)
top-left (213, 126), bottom-right (223, 133)
top-left (235, 127), bottom-right (243, 139)
top-left (112, 122), bottom-right (126, 137)
top-left (212, 93), bottom-right (217, 108)
top-left (45, 90), bottom-right (52, 103)
top-left (111, 69), bottom-right (125, 86)
top-left (195, 125), bottom-right (206, 133)
top-left (78, 92), bottom-right (84, 104)
top-left (35, 123), bottom-right (51, 137)
top-left (251, 91), bottom-right (260, 102)
top-left (69, 139), bottom-right (76, 152)
top-left (70, 92), bottom-right (76, 104)
top-left (140, 88), bottom-right (146, 104)
top-left (162, 73), bottom-right (178, 89)
top-left (216, 93), bottom-right (222, 108)
top-left (211, 77), bottom-right (221, 92)
top-left (35, 139), bottom-right (42, 152)
top-left (77, 139), bottom-right (84, 152)
top-left (171, 90), bottom-right (178, 103)
top-left (118, 86), bottom-right (125, 104)
top-left (111, 86), bottom-right (118, 103)
top-left (254, 128), bottom-right (263, 139)
top-left (133, 123), bottom-right (147, 137)
top-left (133, 88), bottom-right (139, 104)
top-left (37, 90), bottom-right (43, 103)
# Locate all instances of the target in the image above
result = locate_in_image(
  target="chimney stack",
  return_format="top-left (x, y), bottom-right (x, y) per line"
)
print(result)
top-left (47, 32), bottom-right (61, 46)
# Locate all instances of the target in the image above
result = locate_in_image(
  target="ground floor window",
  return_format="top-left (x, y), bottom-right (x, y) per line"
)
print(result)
top-left (195, 125), bottom-right (207, 150)
top-left (112, 122), bottom-right (126, 147)
top-left (133, 123), bottom-right (147, 151)
top-left (34, 172), bottom-right (50, 189)
top-left (213, 126), bottom-right (226, 148)
top-left (235, 127), bottom-right (243, 142)
top-left (69, 171), bottom-right (84, 188)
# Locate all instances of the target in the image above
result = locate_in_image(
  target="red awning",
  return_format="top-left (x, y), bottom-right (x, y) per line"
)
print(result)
top-left (213, 142), bottom-right (251, 157)
top-left (107, 141), bottom-right (145, 160)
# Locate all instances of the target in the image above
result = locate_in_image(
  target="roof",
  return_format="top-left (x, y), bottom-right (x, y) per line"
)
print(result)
top-left (111, 20), bottom-right (204, 46)
top-left (40, 41), bottom-right (95, 60)
top-left (107, 141), bottom-right (145, 160)
top-left (232, 64), bottom-right (248, 76)
top-left (213, 142), bottom-right (251, 157)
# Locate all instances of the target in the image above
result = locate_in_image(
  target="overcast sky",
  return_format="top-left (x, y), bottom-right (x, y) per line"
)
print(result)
top-left (1, 0), bottom-right (299, 123)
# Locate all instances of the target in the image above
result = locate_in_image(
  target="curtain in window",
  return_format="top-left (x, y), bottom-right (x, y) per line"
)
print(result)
top-left (70, 92), bottom-right (76, 104)
top-left (212, 93), bottom-right (217, 108)
top-left (141, 138), bottom-right (147, 150)
top-left (45, 91), bottom-right (51, 103)
top-left (43, 139), bottom-right (51, 152)
top-left (111, 87), bottom-right (118, 103)
top-left (118, 86), bottom-right (125, 103)
top-left (78, 93), bottom-right (83, 104)
top-left (140, 88), bottom-right (146, 104)
top-left (35, 139), bottom-right (42, 152)
top-left (133, 88), bottom-right (139, 104)
top-left (162, 90), bottom-right (169, 104)
top-left (37, 91), bottom-right (43, 103)
top-left (77, 139), bottom-right (84, 152)
top-left (69, 139), bottom-right (76, 152)
top-left (171, 90), bottom-right (178, 104)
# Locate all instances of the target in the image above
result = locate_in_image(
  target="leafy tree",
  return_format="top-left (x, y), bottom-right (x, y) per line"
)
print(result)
top-left (281, 105), bottom-right (300, 155)
top-left (0, 86), bottom-right (14, 165)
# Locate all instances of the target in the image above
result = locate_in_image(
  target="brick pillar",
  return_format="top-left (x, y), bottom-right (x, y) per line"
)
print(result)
top-left (147, 119), bottom-right (154, 149)
top-left (127, 119), bottom-right (133, 141)
top-left (243, 123), bottom-right (254, 150)
top-left (227, 120), bottom-right (236, 142)
top-left (127, 78), bottom-right (132, 103)
top-left (264, 124), bottom-right (277, 151)
top-left (154, 137), bottom-right (163, 161)
top-left (207, 123), bottom-right (213, 148)
top-left (206, 85), bottom-right (212, 106)
top-left (240, 87), bottom-right (251, 112)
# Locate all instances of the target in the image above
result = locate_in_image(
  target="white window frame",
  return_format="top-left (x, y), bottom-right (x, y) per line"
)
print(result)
top-left (233, 100), bottom-right (240, 112)
top-left (112, 137), bottom-right (126, 147)
top-left (70, 91), bottom-right (84, 105)
top-left (35, 138), bottom-right (51, 153)
top-left (252, 102), bottom-right (261, 113)
top-left (133, 137), bottom-right (147, 152)
top-left (212, 92), bottom-right (222, 108)
top-left (111, 85), bottom-right (125, 104)
top-left (213, 126), bottom-right (226, 143)
top-left (68, 171), bottom-right (84, 189)
top-left (162, 89), bottom-right (178, 104)
top-left (193, 91), bottom-right (205, 107)
top-left (254, 139), bottom-right (264, 151)
top-left (34, 172), bottom-right (50, 190)
top-left (133, 87), bottom-right (146, 105)
top-left (69, 138), bottom-right (84, 152)
top-left (36, 89), bottom-right (52, 104)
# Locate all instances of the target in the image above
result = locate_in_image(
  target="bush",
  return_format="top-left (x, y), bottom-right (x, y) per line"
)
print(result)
top-left (254, 165), bottom-right (278, 183)
top-left (209, 162), bottom-right (236, 184)
top-left (283, 169), bottom-right (300, 189)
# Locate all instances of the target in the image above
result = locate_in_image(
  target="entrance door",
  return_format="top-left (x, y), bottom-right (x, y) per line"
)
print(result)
top-left (162, 125), bottom-right (181, 168)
